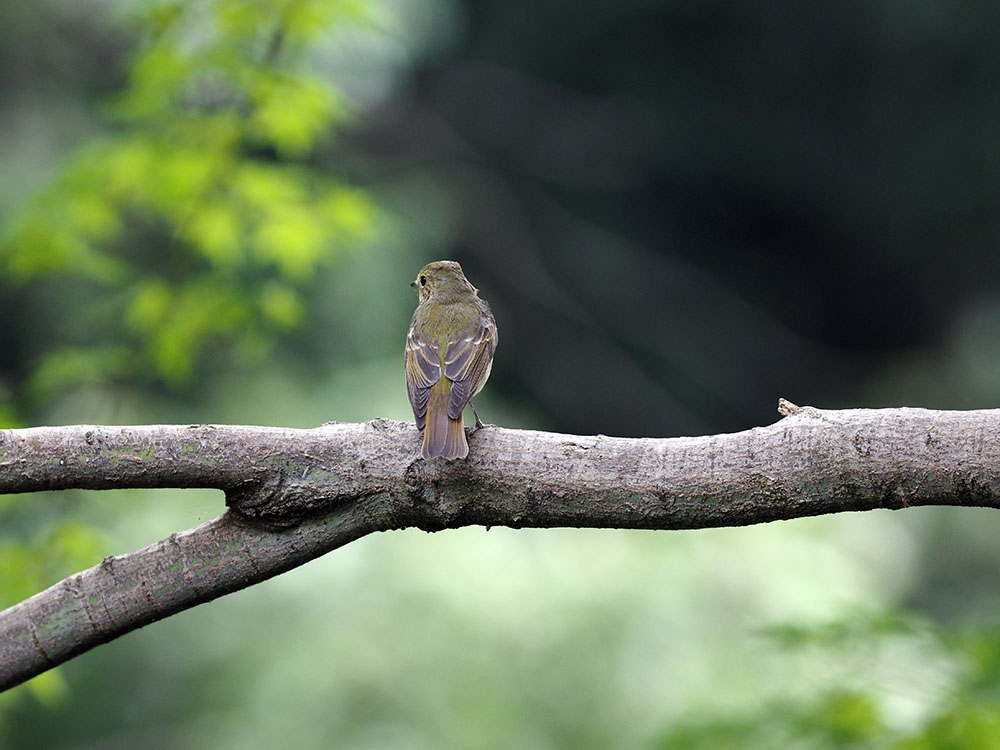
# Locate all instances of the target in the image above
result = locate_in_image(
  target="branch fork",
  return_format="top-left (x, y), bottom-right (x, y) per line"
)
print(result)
top-left (2, 403), bottom-right (1000, 690)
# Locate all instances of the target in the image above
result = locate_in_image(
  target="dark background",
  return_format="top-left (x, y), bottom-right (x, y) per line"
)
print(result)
top-left (345, 0), bottom-right (1000, 438)
top-left (3, 0), bottom-right (1000, 746)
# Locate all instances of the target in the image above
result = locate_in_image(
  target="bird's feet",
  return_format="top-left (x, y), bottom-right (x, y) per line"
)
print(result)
top-left (469, 401), bottom-right (492, 433)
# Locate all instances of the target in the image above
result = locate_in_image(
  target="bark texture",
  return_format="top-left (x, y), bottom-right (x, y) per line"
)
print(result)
top-left (1, 403), bottom-right (1000, 691)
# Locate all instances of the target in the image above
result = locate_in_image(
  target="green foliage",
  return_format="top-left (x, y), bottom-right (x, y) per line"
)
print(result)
top-left (0, 518), bottom-right (106, 607)
top-left (0, 491), bottom-right (107, 711)
top-left (657, 612), bottom-right (1000, 750)
top-left (896, 707), bottom-right (1000, 750)
top-left (0, 0), bottom-right (378, 720)
top-left (0, 0), bottom-right (375, 406)
top-left (655, 690), bottom-right (888, 750)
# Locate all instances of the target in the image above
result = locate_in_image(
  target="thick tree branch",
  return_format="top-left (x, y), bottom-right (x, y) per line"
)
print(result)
top-left (2, 404), bottom-right (1000, 691)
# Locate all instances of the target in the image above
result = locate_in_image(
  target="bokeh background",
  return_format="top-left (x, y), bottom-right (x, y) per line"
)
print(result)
top-left (3, 0), bottom-right (1000, 746)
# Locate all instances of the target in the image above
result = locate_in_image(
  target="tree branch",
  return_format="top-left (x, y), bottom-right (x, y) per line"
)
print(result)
top-left (2, 403), bottom-right (1000, 691)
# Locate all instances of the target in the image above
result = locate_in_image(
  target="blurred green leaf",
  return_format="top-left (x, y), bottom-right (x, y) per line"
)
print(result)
top-left (259, 282), bottom-right (305, 328)
top-left (0, 406), bottom-right (18, 429)
top-left (233, 162), bottom-right (307, 209)
top-left (323, 186), bottom-right (376, 238)
top-left (184, 202), bottom-right (243, 266)
top-left (21, 671), bottom-right (69, 709)
top-left (126, 278), bottom-right (174, 332)
top-left (961, 625), bottom-right (1000, 701)
top-left (27, 347), bottom-right (134, 404)
top-left (805, 690), bottom-right (887, 746)
top-left (898, 705), bottom-right (1000, 750)
top-left (248, 73), bottom-right (342, 155)
top-left (251, 203), bottom-right (327, 279)
top-left (144, 279), bottom-right (253, 385)
top-left (0, 522), bottom-right (106, 607)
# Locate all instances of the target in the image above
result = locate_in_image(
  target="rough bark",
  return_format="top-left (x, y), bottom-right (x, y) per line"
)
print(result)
top-left (2, 402), bottom-right (1000, 691)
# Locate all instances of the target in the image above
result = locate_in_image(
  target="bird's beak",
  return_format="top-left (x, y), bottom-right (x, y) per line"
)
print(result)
top-left (410, 278), bottom-right (418, 288)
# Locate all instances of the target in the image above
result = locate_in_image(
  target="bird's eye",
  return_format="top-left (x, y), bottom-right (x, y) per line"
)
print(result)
top-left (419, 276), bottom-right (428, 286)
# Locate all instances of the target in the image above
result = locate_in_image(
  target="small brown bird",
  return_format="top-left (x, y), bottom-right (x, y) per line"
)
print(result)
top-left (405, 260), bottom-right (497, 460)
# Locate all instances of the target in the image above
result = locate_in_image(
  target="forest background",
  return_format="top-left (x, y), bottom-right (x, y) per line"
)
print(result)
top-left (2, 0), bottom-right (1000, 747)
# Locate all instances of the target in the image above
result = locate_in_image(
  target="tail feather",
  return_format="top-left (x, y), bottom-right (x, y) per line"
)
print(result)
top-left (423, 383), bottom-right (468, 460)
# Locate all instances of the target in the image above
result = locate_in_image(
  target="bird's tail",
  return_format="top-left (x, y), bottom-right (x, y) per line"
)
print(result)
top-left (423, 382), bottom-right (468, 460)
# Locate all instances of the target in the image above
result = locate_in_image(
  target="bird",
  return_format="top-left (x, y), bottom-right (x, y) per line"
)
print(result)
top-left (405, 260), bottom-right (497, 460)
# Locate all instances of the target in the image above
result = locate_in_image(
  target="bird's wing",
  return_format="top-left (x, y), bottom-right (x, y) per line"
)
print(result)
top-left (405, 325), bottom-right (441, 431)
top-left (444, 312), bottom-right (497, 420)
